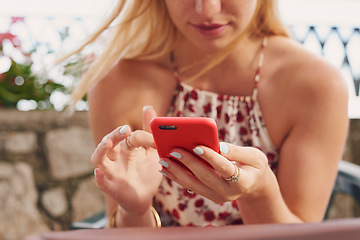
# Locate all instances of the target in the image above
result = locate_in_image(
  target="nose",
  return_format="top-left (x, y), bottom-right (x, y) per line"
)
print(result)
top-left (195, 0), bottom-right (221, 19)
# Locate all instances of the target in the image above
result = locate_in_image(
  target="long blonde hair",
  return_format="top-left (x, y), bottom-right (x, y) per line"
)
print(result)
top-left (64, 0), bottom-right (290, 107)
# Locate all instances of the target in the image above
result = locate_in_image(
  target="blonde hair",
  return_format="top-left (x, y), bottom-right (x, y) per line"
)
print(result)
top-left (64, 0), bottom-right (290, 107)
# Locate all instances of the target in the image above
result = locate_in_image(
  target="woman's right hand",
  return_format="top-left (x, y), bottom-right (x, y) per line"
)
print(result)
top-left (91, 107), bottom-right (162, 215)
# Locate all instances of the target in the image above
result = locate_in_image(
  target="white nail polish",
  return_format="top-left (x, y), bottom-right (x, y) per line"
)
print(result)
top-left (159, 170), bottom-right (167, 176)
top-left (93, 168), bottom-right (97, 177)
top-left (119, 125), bottom-right (128, 134)
top-left (101, 136), bottom-right (108, 146)
top-left (159, 160), bottom-right (169, 168)
top-left (170, 152), bottom-right (182, 159)
top-left (143, 105), bottom-right (153, 111)
top-left (220, 142), bottom-right (229, 154)
top-left (193, 147), bottom-right (204, 155)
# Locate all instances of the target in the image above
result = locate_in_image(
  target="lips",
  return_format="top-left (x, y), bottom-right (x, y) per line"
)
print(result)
top-left (192, 23), bottom-right (228, 36)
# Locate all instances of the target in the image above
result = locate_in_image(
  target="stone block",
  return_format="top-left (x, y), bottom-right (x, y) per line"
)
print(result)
top-left (0, 162), bottom-right (49, 240)
top-left (46, 127), bottom-right (94, 180)
top-left (5, 131), bottom-right (37, 154)
top-left (72, 177), bottom-right (105, 222)
top-left (41, 187), bottom-right (68, 218)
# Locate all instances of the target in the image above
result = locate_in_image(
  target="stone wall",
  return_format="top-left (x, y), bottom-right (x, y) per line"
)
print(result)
top-left (0, 110), bottom-right (105, 240)
top-left (0, 110), bottom-right (359, 240)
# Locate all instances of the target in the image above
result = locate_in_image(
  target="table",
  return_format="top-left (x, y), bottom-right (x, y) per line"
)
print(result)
top-left (25, 218), bottom-right (360, 240)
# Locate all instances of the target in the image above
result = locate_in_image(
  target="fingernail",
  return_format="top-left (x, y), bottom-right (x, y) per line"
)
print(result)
top-left (159, 170), bottom-right (167, 176)
top-left (193, 147), bottom-right (204, 155)
top-left (159, 160), bottom-right (169, 168)
top-left (220, 142), bottom-right (229, 154)
top-left (119, 125), bottom-right (128, 134)
top-left (143, 105), bottom-right (153, 111)
top-left (170, 152), bottom-right (182, 159)
top-left (101, 135), bottom-right (108, 146)
top-left (93, 168), bottom-right (98, 177)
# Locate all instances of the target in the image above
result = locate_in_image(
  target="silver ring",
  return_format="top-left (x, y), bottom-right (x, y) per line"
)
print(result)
top-left (125, 134), bottom-right (138, 150)
top-left (224, 162), bottom-right (241, 183)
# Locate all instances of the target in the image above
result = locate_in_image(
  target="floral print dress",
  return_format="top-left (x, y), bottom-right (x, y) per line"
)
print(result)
top-left (154, 37), bottom-right (279, 226)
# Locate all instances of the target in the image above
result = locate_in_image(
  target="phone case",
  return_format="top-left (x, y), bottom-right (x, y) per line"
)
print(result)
top-left (150, 117), bottom-right (219, 160)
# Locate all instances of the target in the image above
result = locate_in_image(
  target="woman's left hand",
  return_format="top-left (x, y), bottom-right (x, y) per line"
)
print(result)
top-left (159, 142), bottom-right (276, 204)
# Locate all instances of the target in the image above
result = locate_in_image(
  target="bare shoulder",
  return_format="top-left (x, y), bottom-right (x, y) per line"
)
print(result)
top-left (87, 58), bottom-right (176, 138)
top-left (265, 36), bottom-right (348, 114)
top-left (260, 36), bottom-right (348, 148)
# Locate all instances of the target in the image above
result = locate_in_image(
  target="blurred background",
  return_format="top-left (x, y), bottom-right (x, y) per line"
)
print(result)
top-left (0, 0), bottom-right (359, 239)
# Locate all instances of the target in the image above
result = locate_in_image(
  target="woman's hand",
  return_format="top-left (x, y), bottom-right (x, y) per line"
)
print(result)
top-left (91, 107), bottom-right (163, 215)
top-left (158, 142), bottom-right (277, 204)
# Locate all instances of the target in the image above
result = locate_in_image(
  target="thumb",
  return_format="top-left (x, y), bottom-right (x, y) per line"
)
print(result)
top-left (142, 105), bottom-right (157, 133)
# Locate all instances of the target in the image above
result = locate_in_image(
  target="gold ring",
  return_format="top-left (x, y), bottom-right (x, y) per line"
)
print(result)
top-left (224, 162), bottom-right (241, 183)
top-left (125, 134), bottom-right (138, 150)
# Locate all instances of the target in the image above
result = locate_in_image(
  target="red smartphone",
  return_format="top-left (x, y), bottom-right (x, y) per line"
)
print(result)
top-left (150, 117), bottom-right (219, 160)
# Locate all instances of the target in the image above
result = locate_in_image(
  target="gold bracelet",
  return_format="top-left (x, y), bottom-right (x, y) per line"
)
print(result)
top-left (151, 206), bottom-right (161, 228)
top-left (108, 206), bottom-right (119, 228)
top-left (108, 206), bottom-right (161, 228)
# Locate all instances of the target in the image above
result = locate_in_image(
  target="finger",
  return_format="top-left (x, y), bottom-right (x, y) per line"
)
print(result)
top-left (104, 125), bottom-right (131, 147)
top-left (94, 168), bottom-right (117, 196)
top-left (142, 105), bottom-right (157, 133)
top-left (219, 142), bottom-right (268, 169)
top-left (192, 145), bottom-right (237, 180)
top-left (120, 130), bottom-right (156, 150)
top-left (91, 135), bottom-right (114, 167)
top-left (159, 159), bottom-right (222, 203)
top-left (167, 149), bottom-right (229, 192)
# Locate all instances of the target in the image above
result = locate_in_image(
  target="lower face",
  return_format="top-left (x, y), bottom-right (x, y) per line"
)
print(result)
top-left (164, 0), bottom-right (258, 53)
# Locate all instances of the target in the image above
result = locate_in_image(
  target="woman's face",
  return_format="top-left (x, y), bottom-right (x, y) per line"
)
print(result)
top-left (165, 0), bottom-right (258, 52)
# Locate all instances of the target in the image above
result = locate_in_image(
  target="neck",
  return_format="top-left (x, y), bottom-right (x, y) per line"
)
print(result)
top-left (172, 36), bottom-right (263, 82)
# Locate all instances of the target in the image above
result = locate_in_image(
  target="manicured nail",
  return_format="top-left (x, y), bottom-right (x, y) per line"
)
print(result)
top-left (101, 135), bottom-right (108, 146)
top-left (193, 147), bottom-right (204, 155)
top-left (143, 105), bottom-right (153, 111)
top-left (159, 170), bottom-right (167, 176)
top-left (119, 125), bottom-right (128, 134)
top-left (170, 152), bottom-right (182, 159)
top-left (219, 142), bottom-right (229, 154)
top-left (93, 168), bottom-right (98, 177)
top-left (159, 160), bottom-right (169, 168)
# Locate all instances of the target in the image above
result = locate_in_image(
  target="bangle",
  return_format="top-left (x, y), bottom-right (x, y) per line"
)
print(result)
top-left (108, 206), bottom-right (119, 228)
top-left (151, 206), bottom-right (161, 228)
top-left (108, 206), bottom-right (161, 228)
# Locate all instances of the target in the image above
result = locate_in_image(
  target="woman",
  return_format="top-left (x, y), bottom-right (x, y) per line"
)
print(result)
top-left (66, 0), bottom-right (349, 227)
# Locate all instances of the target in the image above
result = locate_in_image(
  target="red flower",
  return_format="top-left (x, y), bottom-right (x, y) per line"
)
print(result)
top-left (225, 113), bottom-right (230, 123)
top-left (190, 90), bottom-right (198, 100)
top-left (173, 209), bottom-right (180, 219)
top-left (232, 200), bottom-right (238, 209)
top-left (218, 128), bottom-right (226, 141)
top-left (237, 112), bottom-right (244, 122)
top-left (216, 105), bottom-right (222, 119)
top-left (10, 17), bottom-right (25, 25)
top-left (178, 203), bottom-right (187, 211)
top-left (267, 153), bottom-right (276, 162)
top-left (203, 103), bottom-right (211, 114)
top-left (204, 211), bottom-right (216, 222)
top-left (239, 127), bottom-right (248, 135)
top-left (189, 104), bottom-right (195, 112)
top-left (219, 212), bottom-right (231, 220)
top-left (195, 199), bottom-right (204, 208)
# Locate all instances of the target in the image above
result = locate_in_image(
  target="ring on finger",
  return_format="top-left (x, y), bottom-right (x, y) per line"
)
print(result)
top-left (125, 134), bottom-right (138, 151)
top-left (224, 162), bottom-right (241, 183)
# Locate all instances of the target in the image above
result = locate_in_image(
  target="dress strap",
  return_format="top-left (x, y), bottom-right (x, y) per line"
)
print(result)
top-left (252, 36), bottom-right (268, 101)
top-left (169, 51), bottom-right (181, 82)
